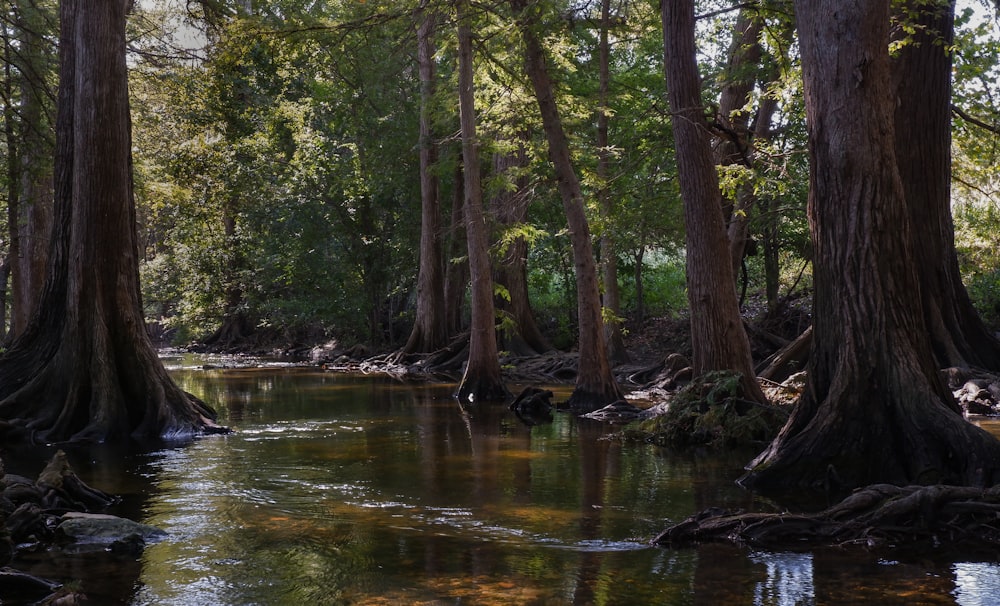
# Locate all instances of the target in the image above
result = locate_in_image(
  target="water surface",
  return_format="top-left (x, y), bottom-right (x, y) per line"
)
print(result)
top-left (9, 361), bottom-right (1000, 604)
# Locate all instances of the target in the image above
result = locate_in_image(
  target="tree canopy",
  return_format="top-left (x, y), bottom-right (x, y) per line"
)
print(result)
top-left (0, 0), bottom-right (997, 469)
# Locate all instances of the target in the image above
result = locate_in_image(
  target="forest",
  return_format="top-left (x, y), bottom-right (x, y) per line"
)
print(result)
top-left (1, 0), bottom-right (1000, 601)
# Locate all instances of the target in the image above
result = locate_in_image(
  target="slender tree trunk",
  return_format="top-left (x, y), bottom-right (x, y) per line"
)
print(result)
top-left (743, 0), bottom-right (1000, 492)
top-left (492, 143), bottom-right (551, 356)
top-left (633, 246), bottom-right (645, 323)
top-left (661, 0), bottom-right (765, 403)
top-left (455, 0), bottom-right (507, 402)
top-left (9, 0), bottom-right (55, 339)
top-left (761, 195), bottom-right (781, 317)
top-left (596, 0), bottom-right (628, 364)
top-left (713, 10), bottom-right (763, 278)
top-left (444, 160), bottom-right (468, 336)
top-left (403, 1), bottom-right (448, 355)
top-left (3, 28), bottom-right (18, 341)
top-left (891, 0), bottom-right (1000, 370)
top-left (510, 0), bottom-right (622, 411)
top-left (0, 0), bottom-right (223, 443)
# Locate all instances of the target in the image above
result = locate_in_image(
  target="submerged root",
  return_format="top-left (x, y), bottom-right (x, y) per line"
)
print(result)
top-left (653, 483), bottom-right (1000, 549)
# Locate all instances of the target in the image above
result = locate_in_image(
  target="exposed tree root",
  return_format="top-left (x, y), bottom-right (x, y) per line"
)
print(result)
top-left (652, 483), bottom-right (1000, 549)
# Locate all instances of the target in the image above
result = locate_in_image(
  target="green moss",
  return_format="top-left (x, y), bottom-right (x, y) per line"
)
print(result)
top-left (622, 371), bottom-right (790, 449)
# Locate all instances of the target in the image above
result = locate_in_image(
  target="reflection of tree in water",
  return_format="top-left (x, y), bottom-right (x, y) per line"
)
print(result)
top-left (751, 551), bottom-right (814, 606)
top-left (572, 418), bottom-right (612, 603)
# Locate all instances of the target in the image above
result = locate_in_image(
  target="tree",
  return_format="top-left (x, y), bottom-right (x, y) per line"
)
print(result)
top-left (742, 0), bottom-right (1000, 491)
top-left (595, 0), bottom-right (628, 364)
top-left (455, 0), bottom-right (508, 402)
top-left (712, 8), bottom-right (763, 280)
top-left (661, 0), bottom-right (765, 403)
top-left (403, 1), bottom-right (448, 355)
top-left (0, 0), bottom-right (223, 442)
top-left (492, 141), bottom-right (552, 356)
top-left (6, 0), bottom-right (56, 339)
top-left (892, 0), bottom-right (1000, 370)
top-left (510, 0), bottom-right (623, 411)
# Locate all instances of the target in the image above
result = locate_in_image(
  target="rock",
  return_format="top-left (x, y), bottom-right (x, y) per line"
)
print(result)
top-left (509, 387), bottom-right (554, 426)
top-left (6, 503), bottom-right (56, 544)
top-left (0, 568), bottom-right (62, 597)
top-left (37, 451), bottom-right (117, 512)
top-left (57, 513), bottom-right (166, 545)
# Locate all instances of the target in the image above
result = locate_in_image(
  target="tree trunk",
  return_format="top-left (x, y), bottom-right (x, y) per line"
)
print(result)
top-left (0, 0), bottom-right (223, 443)
top-left (661, 0), bottom-right (765, 404)
top-left (633, 246), bottom-right (645, 323)
top-left (713, 10), bottom-right (763, 279)
top-left (510, 0), bottom-right (622, 411)
top-left (891, 0), bottom-right (1000, 370)
top-left (492, 143), bottom-right (551, 356)
top-left (444, 160), bottom-right (468, 337)
top-left (8, 0), bottom-right (55, 340)
top-left (455, 0), bottom-right (508, 403)
top-left (742, 0), bottom-right (1000, 492)
top-left (202, 205), bottom-right (252, 348)
top-left (403, 1), bottom-right (448, 355)
top-left (596, 0), bottom-right (628, 364)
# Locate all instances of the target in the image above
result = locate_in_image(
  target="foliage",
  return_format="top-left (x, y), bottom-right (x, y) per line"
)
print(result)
top-left (0, 0), bottom-right (989, 354)
top-left (955, 201), bottom-right (1000, 329)
top-left (624, 371), bottom-right (789, 450)
top-left (131, 1), bottom-right (420, 345)
top-left (951, 3), bottom-right (1000, 330)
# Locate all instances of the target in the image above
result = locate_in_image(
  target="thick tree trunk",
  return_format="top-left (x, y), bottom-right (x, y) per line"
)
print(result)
top-left (510, 0), bottom-right (622, 411)
top-left (455, 0), bottom-right (507, 403)
top-left (742, 0), bottom-right (1000, 492)
top-left (661, 0), bottom-right (765, 404)
top-left (403, 2), bottom-right (448, 355)
top-left (891, 0), bottom-right (1000, 370)
top-left (0, 0), bottom-right (223, 443)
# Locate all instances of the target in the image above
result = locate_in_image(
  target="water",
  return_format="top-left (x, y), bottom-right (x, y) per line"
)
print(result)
top-left (8, 361), bottom-right (1000, 604)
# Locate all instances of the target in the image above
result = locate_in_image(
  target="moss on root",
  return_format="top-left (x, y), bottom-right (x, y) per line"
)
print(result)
top-left (622, 371), bottom-right (790, 449)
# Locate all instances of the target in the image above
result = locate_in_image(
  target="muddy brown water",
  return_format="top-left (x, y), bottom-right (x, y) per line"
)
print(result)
top-left (7, 356), bottom-right (1000, 604)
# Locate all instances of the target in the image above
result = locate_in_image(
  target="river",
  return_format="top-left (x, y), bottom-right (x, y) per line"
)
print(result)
top-left (7, 357), bottom-right (1000, 604)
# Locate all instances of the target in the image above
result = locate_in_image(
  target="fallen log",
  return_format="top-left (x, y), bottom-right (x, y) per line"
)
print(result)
top-left (652, 483), bottom-right (1000, 549)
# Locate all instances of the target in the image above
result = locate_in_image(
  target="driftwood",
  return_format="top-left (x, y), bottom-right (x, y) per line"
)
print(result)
top-left (756, 326), bottom-right (812, 383)
top-left (653, 483), bottom-right (1000, 549)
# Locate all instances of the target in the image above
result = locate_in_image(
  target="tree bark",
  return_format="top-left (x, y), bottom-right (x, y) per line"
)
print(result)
top-left (0, 0), bottom-right (223, 443)
top-left (444, 160), bottom-right (468, 337)
top-left (8, 0), bottom-right (55, 340)
top-left (510, 0), bottom-right (622, 411)
top-left (403, 1), bottom-right (448, 355)
top-left (661, 0), bottom-right (765, 404)
top-left (492, 143), bottom-right (551, 356)
top-left (742, 0), bottom-right (1000, 492)
top-left (596, 0), bottom-right (628, 364)
top-left (455, 0), bottom-right (508, 403)
top-left (891, 0), bottom-right (1000, 370)
top-left (713, 9), bottom-right (763, 279)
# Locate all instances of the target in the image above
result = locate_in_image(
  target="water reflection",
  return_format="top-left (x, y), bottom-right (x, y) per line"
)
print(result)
top-left (24, 366), bottom-right (1000, 605)
top-left (954, 562), bottom-right (1000, 606)
top-left (751, 551), bottom-right (815, 605)
top-left (131, 368), bottom-right (760, 604)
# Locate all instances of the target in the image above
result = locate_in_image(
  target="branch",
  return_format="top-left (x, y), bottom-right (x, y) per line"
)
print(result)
top-left (952, 104), bottom-right (1000, 135)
